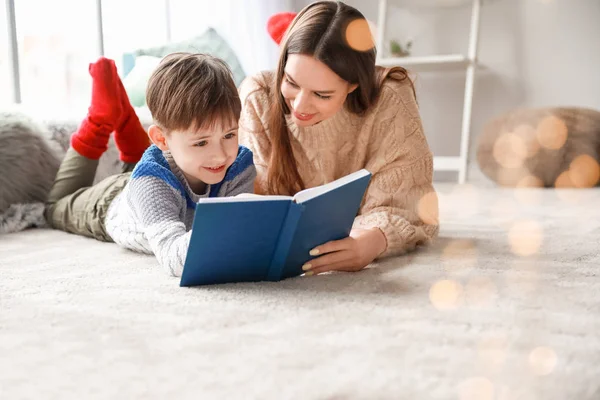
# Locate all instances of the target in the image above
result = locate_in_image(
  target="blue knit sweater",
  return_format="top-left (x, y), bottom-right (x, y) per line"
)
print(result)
top-left (105, 145), bottom-right (256, 276)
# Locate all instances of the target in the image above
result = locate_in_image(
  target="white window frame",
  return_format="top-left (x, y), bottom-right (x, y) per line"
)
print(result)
top-left (4, 0), bottom-right (172, 104)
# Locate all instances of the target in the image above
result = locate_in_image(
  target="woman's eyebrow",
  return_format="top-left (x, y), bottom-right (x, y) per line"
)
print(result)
top-left (285, 72), bottom-right (336, 94)
top-left (284, 71), bottom-right (297, 83)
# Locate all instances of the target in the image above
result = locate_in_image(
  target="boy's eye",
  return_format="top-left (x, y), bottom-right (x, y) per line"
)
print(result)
top-left (194, 141), bottom-right (208, 147)
top-left (224, 132), bottom-right (237, 140)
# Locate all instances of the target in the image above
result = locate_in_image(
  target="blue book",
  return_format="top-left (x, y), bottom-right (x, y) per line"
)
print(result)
top-left (180, 169), bottom-right (372, 286)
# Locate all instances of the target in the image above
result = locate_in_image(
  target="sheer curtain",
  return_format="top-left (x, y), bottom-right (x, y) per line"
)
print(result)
top-left (102, 0), bottom-right (169, 68)
top-left (170, 0), bottom-right (294, 76)
top-left (0, 2), bottom-right (12, 105)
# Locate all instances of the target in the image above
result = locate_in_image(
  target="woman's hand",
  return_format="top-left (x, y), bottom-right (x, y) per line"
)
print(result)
top-left (302, 228), bottom-right (387, 276)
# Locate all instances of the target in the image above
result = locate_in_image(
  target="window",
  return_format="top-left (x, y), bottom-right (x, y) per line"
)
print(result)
top-left (169, 0), bottom-right (216, 41)
top-left (169, 0), bottom-right (286, 76)
top-left (15, 0), bottom-right (98, 114)
top-left (101, 0), bottom-right (168, 72)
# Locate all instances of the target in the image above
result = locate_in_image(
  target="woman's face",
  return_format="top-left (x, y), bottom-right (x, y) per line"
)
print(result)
top-left (281, 54), bottom-right (357, 127)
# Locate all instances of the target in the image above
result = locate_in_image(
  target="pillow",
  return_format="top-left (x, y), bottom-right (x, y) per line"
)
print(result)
top-left (122, 55), bottom-right (162, 108)
top-left (122, 27), bottom-right (246, 91)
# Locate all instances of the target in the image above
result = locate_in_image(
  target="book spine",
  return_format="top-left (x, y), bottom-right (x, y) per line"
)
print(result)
top-left (266, 202), bottom-right (304, 281)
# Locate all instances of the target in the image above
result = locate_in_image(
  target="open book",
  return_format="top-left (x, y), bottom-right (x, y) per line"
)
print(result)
top-left (180, 169), bottom-right (372, 286)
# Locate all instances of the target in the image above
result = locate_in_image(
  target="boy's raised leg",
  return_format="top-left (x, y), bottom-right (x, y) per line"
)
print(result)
top-left (113, 79), bottom-right (150, 164)
top-left (47, 57), bottom-right (122, 204)
top-left (70, 57), bottom-right (123, 161)
top-left (46, 57), bottom-right (124, 238)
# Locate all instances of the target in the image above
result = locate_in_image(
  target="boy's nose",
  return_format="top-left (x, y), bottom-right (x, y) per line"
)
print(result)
top-left (211, 144), bottom-right (227, 163)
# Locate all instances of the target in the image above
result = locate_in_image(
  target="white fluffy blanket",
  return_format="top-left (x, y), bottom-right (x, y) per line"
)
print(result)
top-left (0, 203), bottom-right (47, 234)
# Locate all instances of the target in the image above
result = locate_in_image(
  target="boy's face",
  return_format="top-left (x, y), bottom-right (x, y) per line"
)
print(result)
top-left (151, 120), bottom-right (239, 191)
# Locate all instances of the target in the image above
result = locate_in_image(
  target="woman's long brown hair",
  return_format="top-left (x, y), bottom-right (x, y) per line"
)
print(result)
top-left (264, 1), bottom-right (415, 195)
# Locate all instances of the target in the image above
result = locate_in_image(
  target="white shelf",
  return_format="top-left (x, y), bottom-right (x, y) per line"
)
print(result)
top-left (433, 156), bottom-right (462, 172)
top-left (378, 54), bottom-right (472, 71)
top-left (387, 0), bottom-right (474, 8)
top-left (375, 0), bottom-right (482, 183)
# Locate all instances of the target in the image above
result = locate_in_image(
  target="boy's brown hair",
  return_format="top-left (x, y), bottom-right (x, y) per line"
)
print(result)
top-left (146, 52), bottom-right (241, 132)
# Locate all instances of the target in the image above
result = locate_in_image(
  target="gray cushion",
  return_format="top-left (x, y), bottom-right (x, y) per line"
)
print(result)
top-left (0, 112), bottom-right (123, 213)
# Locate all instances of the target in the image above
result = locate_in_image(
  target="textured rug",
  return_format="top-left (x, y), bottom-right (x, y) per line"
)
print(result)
top-left (1, 184), bottom-right (599, 400)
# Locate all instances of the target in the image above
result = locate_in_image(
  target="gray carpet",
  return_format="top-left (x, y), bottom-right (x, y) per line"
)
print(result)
top-left (1, 184), bottom-right (599, 400)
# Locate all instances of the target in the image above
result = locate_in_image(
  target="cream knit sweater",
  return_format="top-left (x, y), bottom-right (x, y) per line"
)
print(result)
top-left (239, 72), bottom-right (439, 257)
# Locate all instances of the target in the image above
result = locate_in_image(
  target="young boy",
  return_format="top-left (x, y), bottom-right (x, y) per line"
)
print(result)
top-left (45, 53), bottom-right (256, 276)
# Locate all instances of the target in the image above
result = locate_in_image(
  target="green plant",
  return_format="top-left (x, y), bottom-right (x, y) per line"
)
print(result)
top-left (390, 39), bottom-right (413, 57)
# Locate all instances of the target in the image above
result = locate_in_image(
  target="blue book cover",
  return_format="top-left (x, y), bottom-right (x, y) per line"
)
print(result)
top-left (180, 169), bottom-right (372, 286)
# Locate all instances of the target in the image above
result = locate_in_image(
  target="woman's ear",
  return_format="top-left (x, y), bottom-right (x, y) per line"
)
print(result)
top-left (348, 83), bottom-right (359, 94)
top-left (148, 125), bottom-right (169, 151)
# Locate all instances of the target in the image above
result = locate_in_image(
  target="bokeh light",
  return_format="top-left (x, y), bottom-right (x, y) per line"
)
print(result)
top-left (516, 174), bottom-right (543, 188)
top-left (458, 377), bottom-right (494, 400)
top-left (569, 154), bottom-right (600, 188)
top-left (513, 176), bottom-right (544, 205)
top-left (417, 191), bottom-right (440, 225)
top-left (493, 132), bottom-right (528, 169)
top-left (536, 116), bottom-right (568, 150)
top-left (465, 277), bottom-right (498, 308)
top-left (448, 184), bottom-right (481, 217)
top-left (529, 347), bottom-right (558, 376)
top-left (442, 239), bottom-right (478, 272)
top-left (489, 197), bottom-right (518, 228)
top-left (345, 18), bottom-right (375, 52)
top-left (514, 190), bottom-right (543, 206)
top-left (429, 280), bottom-right (463, 310)
top-left (504, 262), bottom-right (539, 295)
top-left (554, 170), bottom-right (574, 188)
top-left (554, 186), bottom-right (586, 204)
top-left (496, 166), bottom-right (530, 187)
top-left (508, 220), bottom-right (543, 256)
top-left (477, 334), bottom-right (508, 367)
top-left (497, 386), bottom-right (523, 400)
top-left (514, 124), bottom-right (540, 159)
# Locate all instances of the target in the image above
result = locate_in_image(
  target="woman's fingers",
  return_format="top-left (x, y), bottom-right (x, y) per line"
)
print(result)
top-left (306, 260), bottom-right (362, 276)
top-left (302, 249), bottom-right (353, 272)
top-left (309, 236), bottom-right (352, 257)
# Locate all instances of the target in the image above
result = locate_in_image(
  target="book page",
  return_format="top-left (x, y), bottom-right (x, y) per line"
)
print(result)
top-left (293, 169), bottom-right (371, 204)
top-left (198, 194), bottom-right (292, 204)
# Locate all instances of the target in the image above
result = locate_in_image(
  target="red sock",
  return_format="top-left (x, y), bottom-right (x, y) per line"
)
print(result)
top-left (113, 79), bottom-right (150, 163)
top-left (71, 57), bottom-right (122, 160)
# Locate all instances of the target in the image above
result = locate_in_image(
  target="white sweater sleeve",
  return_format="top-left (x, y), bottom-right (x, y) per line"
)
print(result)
top-left (126, 176), bottom-right (192, 277)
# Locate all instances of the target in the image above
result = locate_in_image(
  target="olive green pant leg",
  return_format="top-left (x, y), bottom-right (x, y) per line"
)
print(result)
top-left (45, 148), bottom-right (131, 242)
top-left (47, 147), bottom-right (99, 205)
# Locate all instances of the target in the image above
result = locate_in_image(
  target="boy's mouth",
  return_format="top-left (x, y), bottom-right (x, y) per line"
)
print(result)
top-left (204, 165), bottom-right (226, 173)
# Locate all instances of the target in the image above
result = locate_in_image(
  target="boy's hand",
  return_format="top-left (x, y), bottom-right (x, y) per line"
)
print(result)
top-left (301, 228), bottom-right (387, 276)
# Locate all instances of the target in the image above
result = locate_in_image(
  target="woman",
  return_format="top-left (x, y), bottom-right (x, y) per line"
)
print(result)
top-left (239, 1), bottom-right (439, 276)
